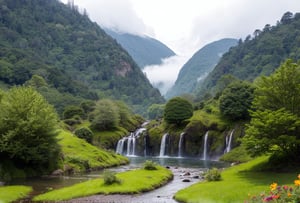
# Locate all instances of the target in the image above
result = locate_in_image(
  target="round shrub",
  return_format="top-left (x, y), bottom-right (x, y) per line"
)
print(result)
top-left (103, 170), bottom-right (121, 185)
top-left (74, 127), bottom-right (93, 143)
top-left (204, 168), bottom-right (222, 181)
top-left (143, 160), bottom-right (158, 170)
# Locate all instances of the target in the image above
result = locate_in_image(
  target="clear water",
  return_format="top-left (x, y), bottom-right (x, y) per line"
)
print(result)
top-left (8, 156), bottom-right (229, 198)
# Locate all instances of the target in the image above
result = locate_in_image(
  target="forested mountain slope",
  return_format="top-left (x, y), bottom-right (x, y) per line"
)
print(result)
top-left (166, 38), bottom-right (237, 98)
top-left (0, 0), bottom-right (164, 114)
top-left (104, 29), bottom-right (176, 68)
top-left (196, 12), bottom-right (300, 98)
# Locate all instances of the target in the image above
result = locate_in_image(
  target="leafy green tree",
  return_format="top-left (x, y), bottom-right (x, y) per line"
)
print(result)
top-left (0, 87), bottom-right (59, 170)
top-left (243, 108), bottom-right (300, 156)
top-left (243, 59), bottom-right (300, 158)
top-left (219, 81), bottom-right (254, 120)
top-left (90, 99), bottom-right (120, 131)
top-left (147, 104), bottom-right (165, 119)
top-left (63, 105), bottom-right (84, 119)
top-left (164, 97), bottom-right (193, 125)
top-left (252, 59), bottom-right (300, 116)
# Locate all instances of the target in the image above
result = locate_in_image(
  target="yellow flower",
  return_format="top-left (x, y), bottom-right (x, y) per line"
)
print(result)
top-left (270, 183), bottom-right (278, 191)
top-left (295, 179), bottom-right (300, 186)
top-left (288, 192), bottom-right (292, 197)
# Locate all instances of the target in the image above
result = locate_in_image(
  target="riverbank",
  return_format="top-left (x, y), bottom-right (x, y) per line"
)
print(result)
top-left (0, 185), bottom-right (32, 203)
top-left (33, 165), bottom-right (173, 201)
top-left (174, 156), bottom-right (297, 203)
top-left (61, 166), bottom-right (203, 203)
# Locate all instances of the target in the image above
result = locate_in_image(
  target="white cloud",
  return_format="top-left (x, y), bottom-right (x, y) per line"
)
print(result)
top-left (65, 0), bottom-right (153, 36)
top-left (143, 55), bottom-right (188, 95)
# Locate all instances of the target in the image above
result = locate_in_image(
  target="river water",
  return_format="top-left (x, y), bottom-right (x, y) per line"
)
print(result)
top-left (10, 156), bottom-right (229, 202)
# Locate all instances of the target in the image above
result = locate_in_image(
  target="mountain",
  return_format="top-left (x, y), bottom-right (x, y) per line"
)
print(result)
top-left (166, 38), bottom-right (238, 98)
top-left (196, 11), bottom-right (300, 98)
top-left (104, 29), bottom-right (176, 68)
top-left (0, 0), bottom-right (164, 114)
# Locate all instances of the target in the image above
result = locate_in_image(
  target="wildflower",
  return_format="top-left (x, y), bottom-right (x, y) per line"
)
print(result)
top-left (283, 185), bottom-right (289, 191)
top-left (263, 196), bottom-right (273, 202)
top-left (288, 192), bottom-right (292, 197)
top-left (298, 174), bottom-right (300, 179)
top-left (294, 179), bottom-right (300, 187)
top-left (270, 183), bottom-right (278, 191)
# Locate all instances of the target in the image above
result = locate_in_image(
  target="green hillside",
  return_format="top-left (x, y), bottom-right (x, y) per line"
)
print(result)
top-left (0, 0), bottom-right (164, 114)
top-left (105, 29), bottom-right (176, 68)
top-left (166, 38), bottom-right (237, 98)
top-left (196, 12), bottom-right (300, 98)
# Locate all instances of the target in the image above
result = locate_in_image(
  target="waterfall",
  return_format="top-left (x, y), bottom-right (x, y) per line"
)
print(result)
top-left (116, 138), bottom-right (126, 154)
top-left (202, 131), bottom-right (209, 160)
top-left (224, 130), bottom-right (234, 153)
top-left (159, 133), bottom-right (168, 157)
top-left (115, 127), bottom-right (146, 156)
top-left (178, 132), bottom-right (185, 157)
top-left (126, 133), bottom-right (133, 156)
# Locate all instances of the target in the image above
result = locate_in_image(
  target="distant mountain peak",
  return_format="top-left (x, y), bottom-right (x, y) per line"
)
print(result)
top-left (166, 38), bottom-right (238, 98)
top-left (104, 28), bottom-right (176, 68)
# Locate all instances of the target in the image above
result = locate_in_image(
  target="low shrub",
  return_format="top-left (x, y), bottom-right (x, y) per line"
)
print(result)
top-left (103, 170), bottom-right (121, 185)
top-left (204, 168), bottom-right (222, 181)
top-left (74, 127), bottom-right (93, 143)
top-left (143, 160), bottom-right (158, 170)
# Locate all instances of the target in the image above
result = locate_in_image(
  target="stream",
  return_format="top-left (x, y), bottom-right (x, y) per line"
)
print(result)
top-left (10, 157), bottom-right (229, 202)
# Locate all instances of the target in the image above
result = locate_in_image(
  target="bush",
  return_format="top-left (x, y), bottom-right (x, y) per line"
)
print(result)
top-left (204, 168), bottom-right (222, 181)
top-left (103, 170), bottom-right (121, 185)
top-left (143, 160), bottom-right (158, 170)
top-left (74, 127), bottom-right (93, 143)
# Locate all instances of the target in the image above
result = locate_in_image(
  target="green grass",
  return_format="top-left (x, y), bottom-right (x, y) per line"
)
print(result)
top-left (93, 127), bottom-right (128, 149)
top-left (174, 156), bottom-right (297, 203)
top-left (58, 130), bottom-right (128, 172)
top-left (33, 166), bottom-right (172, 201)
top-left (0, 186), bottom-right (32, 203)
top-left (191, 110), bottom-right (228, 130)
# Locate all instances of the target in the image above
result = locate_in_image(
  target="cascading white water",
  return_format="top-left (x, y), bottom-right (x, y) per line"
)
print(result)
top-left (178, 132), bottom-right (185, 157)
top-left (224, 130), bottom-right (234, 154)
top-left (116, 138), bottom-right (126, 154)
top-left (115, 127), bottom-right (146, 156)
top-left (202, 131), bottom-right (209, 160)
top-left (159, 133), bottom-right (168, 157)
top-left (126, 134), bottom-right (133, 156)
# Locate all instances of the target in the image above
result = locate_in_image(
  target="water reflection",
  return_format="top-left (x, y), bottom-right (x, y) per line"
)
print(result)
top-left (128, 156), bottom-right (229, 169)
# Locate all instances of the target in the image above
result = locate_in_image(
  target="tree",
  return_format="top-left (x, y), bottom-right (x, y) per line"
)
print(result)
top-left (147, 104), bottom-right (165, 119)
top-left (0, 87), bottom-right (59, 170)
top-left (219, 81), bottom-right (254, 120)
top-left (90, 99), bottom-right (120, 131)
top-left (63, 105), bottom-right (84, 119)
top-left (243, 108), bottom-right (300, 156)
top-left (252, 59), bottom-right (300, 116)
top-left (243, 59), bottom-right (300, 158)
top-left (164, 97), bottom-right (193, 125)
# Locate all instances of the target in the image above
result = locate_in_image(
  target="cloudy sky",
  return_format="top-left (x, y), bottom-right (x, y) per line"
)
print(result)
top-left (62, 0), bottom-right (300, 94)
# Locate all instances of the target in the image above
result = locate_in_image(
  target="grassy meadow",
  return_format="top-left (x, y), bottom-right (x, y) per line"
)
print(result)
top-left (174, 156), bottom-right (297, 203)
top-left (0, 186), bottom-right (32, 203)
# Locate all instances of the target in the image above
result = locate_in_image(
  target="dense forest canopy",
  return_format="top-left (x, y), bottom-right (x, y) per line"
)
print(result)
top-left (0, 0), bottom-right (164, 115)
top-left (196, 11), bottom-right (300, 99)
